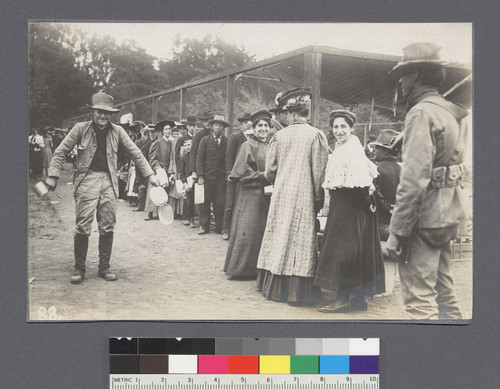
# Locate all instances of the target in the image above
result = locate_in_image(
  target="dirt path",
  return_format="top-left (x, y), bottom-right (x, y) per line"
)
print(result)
top-left (28, 163), bottom-right (472, 321)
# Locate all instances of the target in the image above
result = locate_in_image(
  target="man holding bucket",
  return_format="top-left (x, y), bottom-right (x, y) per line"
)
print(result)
top-left (46, 92), bottom-right (159, 284)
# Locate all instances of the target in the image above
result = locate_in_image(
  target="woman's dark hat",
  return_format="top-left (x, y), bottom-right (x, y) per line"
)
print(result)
top-left (250, 110), bottom-right (272, 124)
top-left (237, 112), bottom-right (252, 123)
top-left (154, 119), bottom-right (176, 132)
top-left (208, 115), bottom-right (229, 127)
top-left (198, 112), bottom-right (214, 121)
top-left (186, 115), bottom-right (198, 125)
top-left (86, 93), bottom-right (120, 113)
top-left (275, 87), bottom-right (312, 110)
top-left (390, 42), bottom-right (448, 75)
top-left (369, 129), bottom-right (400, 149)
top-left (329, 109), bottom-right (357, 127)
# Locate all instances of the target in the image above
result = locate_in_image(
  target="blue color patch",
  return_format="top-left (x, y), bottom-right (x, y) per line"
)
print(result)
top-left (319, 355), bottom-right (349, 374)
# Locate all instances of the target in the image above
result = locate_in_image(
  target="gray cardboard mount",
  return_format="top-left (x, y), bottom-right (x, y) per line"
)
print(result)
top-left (2, 1), bottom-right (499, 388)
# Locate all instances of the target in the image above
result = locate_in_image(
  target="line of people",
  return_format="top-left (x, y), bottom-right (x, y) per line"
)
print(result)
top-left (45, 42), bottom-right (469, 320)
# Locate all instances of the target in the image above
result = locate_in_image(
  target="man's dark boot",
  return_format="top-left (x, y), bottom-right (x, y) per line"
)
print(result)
top-left (98, 232), bottom-right (117, 281)
top-left (70, 234), bottom-right (88, 284)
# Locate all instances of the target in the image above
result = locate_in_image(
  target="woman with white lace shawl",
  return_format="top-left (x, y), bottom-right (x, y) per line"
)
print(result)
top-left (314, 109), bottom-right (385, 313)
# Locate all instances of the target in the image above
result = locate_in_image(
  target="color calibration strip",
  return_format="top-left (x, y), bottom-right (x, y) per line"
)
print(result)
top-left (109, 338), bottom-right (379, 375)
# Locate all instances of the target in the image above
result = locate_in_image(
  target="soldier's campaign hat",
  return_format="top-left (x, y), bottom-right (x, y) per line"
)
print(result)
top-left (198, 112), bottom-right (214, 121)
top-left (208, 115), bottom-right (229, 127)
top-left (329, 109), bottom-right (357, 127)
top-left (275, 87), bottom-right (312, 111)
top-left (390, 42), bottom-right (448, 75)
top-left (369, 129), bottom-right (400, 149)
top-left (154, 119), bottom-right (176, 132)
top-left (237, 112), bottom-right (252, 123)
top-left (86, 93), bottom-right (120, 113)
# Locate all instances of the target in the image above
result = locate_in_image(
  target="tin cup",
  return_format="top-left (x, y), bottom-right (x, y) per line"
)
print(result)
top-left (33, 181), bottom-right (49, 198)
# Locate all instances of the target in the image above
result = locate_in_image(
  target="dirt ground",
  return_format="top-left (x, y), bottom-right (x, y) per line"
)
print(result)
top-left (28, 162), bottom-right (472, 321)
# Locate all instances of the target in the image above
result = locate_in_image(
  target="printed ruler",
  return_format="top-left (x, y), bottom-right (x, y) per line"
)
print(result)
top-left (110, 374), bottom-right (379, 389)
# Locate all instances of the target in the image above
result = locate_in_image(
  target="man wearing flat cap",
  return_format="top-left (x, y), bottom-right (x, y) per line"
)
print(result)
top-left (257, 87), bottom-right (329, 304)
top-left (46, 93), bottom-right (160, 284)
top-left (386, 43), bottom-right (469, 319)
top-left (196, 115), bottom-right (228, 235)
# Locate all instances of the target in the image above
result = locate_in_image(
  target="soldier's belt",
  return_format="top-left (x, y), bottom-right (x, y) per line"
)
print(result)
top-left (430, 163), bottom-right (465, 188)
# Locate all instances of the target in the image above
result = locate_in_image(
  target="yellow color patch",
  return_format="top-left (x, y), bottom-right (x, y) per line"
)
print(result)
top-left (259, 355), bottom-right (291, 374)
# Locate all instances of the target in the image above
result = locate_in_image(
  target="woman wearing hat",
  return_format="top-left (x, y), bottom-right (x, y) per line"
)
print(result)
top-left (256, 88), bottom-right (329, 304)
top-left (314, 109), bottom-right (385, 313)
top-left (223, 110), bottom-right (272, 278)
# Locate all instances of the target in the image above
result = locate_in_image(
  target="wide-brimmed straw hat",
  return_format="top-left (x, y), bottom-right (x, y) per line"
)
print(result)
top-left (369, 129), bottom-right (400, 149)
top-left (390, 42), bottom-right (448, 75)
top-left (208, 115), bottom-right (229, 127)
top-left (86, 93), bottom-right (120, 113)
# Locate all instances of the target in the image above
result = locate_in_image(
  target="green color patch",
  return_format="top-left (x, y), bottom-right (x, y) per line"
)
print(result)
top-left (290, 355), bottom-right (319, 374)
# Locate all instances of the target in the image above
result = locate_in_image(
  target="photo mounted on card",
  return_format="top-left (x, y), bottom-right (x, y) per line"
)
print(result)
top-left (28, 22), bottom-right (472, 321)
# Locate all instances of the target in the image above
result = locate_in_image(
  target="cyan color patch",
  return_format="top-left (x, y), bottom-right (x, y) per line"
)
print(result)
top-left (319, 355), bottom-right (349, 374)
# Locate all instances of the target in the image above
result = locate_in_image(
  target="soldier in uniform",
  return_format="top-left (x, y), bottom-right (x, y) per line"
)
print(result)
top-left (386, 43), bottom-right (470, 320)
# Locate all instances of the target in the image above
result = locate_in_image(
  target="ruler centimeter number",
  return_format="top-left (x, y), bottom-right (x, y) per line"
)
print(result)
top-left (110, 375), bottom-right (379, 389)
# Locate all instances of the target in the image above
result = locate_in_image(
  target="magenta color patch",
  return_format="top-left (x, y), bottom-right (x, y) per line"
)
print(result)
top-left (198, 355), bottom-right (229, 374)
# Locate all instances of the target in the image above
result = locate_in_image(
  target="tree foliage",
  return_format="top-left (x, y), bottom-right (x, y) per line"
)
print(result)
top-left (29, 25), bottom-right (254, 128)
top-left (28, 24), bottom-right (95, 128)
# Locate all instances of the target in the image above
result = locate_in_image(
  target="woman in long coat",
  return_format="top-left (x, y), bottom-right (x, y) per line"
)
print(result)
top-left (223, 110), bottom-right (271, 278)
top-left (256, 88), bottom-right (329, 304)
top-left (314, 109), bottom-right (385, 313)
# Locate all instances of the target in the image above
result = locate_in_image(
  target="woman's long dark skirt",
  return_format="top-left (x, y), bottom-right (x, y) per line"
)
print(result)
top-left (313, 187), bottom-right (385, 297)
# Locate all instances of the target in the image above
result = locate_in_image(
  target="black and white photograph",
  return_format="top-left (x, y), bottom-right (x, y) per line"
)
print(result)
top-left (28, 22), bottom-right (473, 321)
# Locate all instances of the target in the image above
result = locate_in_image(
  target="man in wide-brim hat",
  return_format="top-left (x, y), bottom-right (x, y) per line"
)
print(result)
top-left (46, 92), bottom-right (159, 284)
top-left (386, 42), bottom-right (469, 320)
top-left (196, 115), bottom-right (229, 235)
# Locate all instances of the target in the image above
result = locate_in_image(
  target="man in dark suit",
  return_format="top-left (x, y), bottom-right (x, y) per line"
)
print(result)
top-left (221, 112), bottom-right (253, 240)
top-left (196, 115), bottom-right (228, 235)
top-left (175, 115), bottom-right (197, 170)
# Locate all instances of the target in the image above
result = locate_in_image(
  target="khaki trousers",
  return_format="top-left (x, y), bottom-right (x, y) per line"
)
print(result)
top-left (399, 232), bottom-right (463, 320)
top-left (74, 171), bottom-right (117, 236)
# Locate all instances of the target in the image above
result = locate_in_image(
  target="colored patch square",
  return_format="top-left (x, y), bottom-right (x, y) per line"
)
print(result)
top-left (139, 355), bottom-right (168, 374)
top-left (198, 355), bottom-right (228, 374)
top-left (319, 355), bottom-right (349, 374)
top-left (290, 355), bottom-right (319, 374)
top-left (295, 338), bottom-right (322, 355)
top-left (168, 355), bottom-right (198, 374)
top-left (109, 338), bottom-right (138, 354)
top-left (259, 355), bottom-right (290, 374)
top-left (349, 338), bottom-right (379, 356)
top-left (109, 355), bottom-right (139, 374)
top-left (349, 356), bottom-right (379, 374)
top-left (228, 355), bottom-right (259, 374)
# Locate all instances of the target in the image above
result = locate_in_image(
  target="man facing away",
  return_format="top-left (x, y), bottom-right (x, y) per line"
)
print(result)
top-left (386, 43), bottom-right (470, 320)
top-left (46, 93), bottom-right (159, 284)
